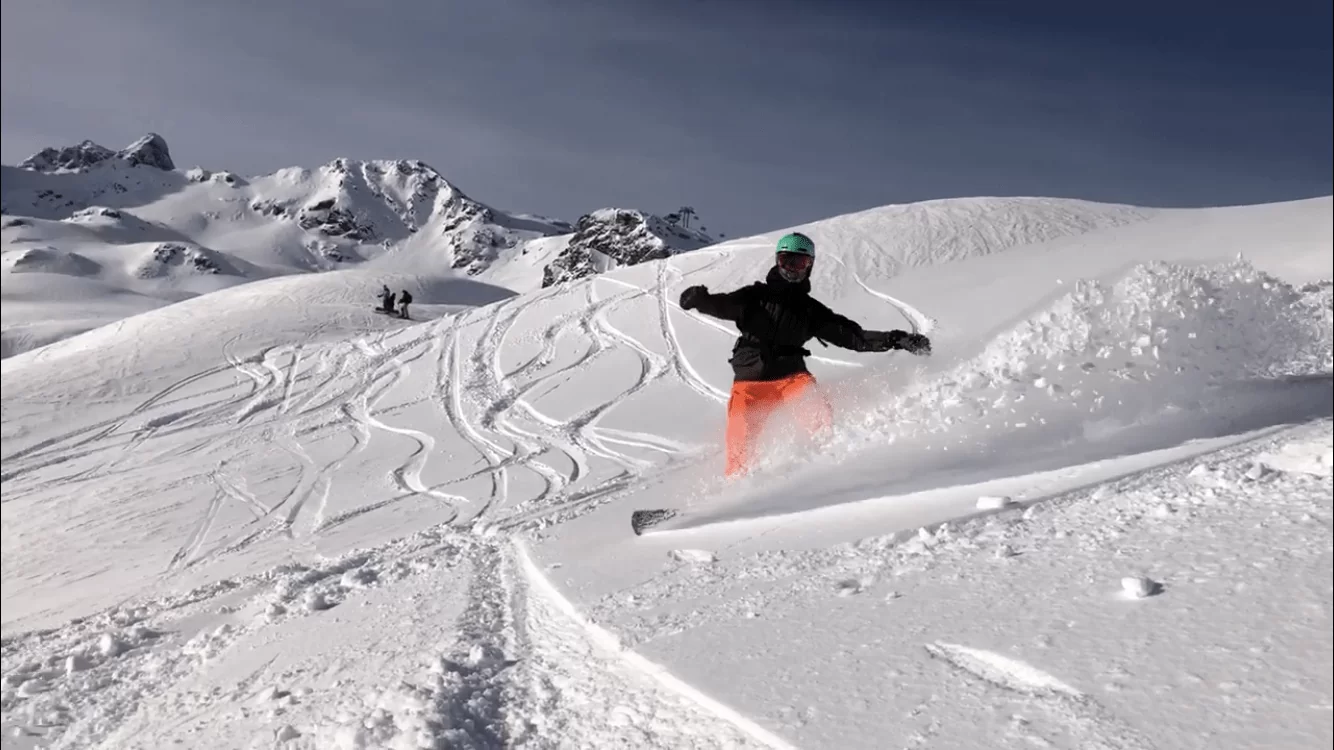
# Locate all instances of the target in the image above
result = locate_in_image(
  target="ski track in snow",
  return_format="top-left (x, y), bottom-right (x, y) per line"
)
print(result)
top-left (347, 336), bottom-right (467, 523)
top-left (823, 253), bottom-right (938, 335)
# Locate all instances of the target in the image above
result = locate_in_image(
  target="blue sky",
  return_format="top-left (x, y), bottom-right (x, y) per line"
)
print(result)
top-left (2, 0), bottom-right (1329, 237)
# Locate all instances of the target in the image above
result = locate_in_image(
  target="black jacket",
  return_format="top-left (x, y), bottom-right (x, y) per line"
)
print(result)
top-left (686, 267), bottom-right (911, 381)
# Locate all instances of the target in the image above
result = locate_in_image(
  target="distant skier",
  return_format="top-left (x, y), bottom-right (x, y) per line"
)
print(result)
top-left (678, 232), bottom-right (931, 477)
top-left (397, 289), bottom-right (413, 319)
top-left (378, 285), bottom-right (396, 314)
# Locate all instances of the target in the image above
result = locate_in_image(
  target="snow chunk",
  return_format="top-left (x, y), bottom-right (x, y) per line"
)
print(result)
top-left (835, 578), bottom-right (871, 596)
top-left (16, 677), bottom-right (50, 697)
top-left (668, 549), bottom-right (717, 564)
top-left (64, 654), bottom-right (91, 675)
top-left (1243, 463), bottom-right (1270, 481)
top-left (1120, 576), bottom-right (1162, 599)
top-left (339, 566), bottom-right (378, 589)
top-left (303, 591), bottom-right (333, 611)
top-left (97, 632), bottom-right (126, 657)
top-left (976, 495), bottom-right (1015, 510)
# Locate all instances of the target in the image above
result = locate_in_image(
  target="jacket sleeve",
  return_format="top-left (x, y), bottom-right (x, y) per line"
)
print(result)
top-left (692, 286), bottom-right (752, 322)
top-left (810, 301), bottom-right (873, 351)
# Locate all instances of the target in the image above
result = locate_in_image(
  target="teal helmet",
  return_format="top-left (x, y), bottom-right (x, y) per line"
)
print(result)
top-left (774, 232), bottom-right (815, 282)
top-left (776, 232), bottom-right (815, 257)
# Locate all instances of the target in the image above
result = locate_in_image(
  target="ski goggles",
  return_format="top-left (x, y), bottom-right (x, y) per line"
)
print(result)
top-left (776, 252), bottom-right (813, 272)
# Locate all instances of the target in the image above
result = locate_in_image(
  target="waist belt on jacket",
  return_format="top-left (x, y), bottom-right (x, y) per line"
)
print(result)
top-left (741, 338), bottom-right (811, 358)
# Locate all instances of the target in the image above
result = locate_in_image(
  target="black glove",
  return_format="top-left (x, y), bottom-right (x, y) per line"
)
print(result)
top-left (866, 330), bottom-right (931, 355)
top-left (679, 285), bottom-right (709, 311)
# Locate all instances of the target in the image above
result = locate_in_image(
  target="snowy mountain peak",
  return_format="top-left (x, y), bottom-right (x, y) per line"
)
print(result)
top-left (19, 133), bottom-right (175, 173)
top-left (117, 133), bottom-right (175, 171)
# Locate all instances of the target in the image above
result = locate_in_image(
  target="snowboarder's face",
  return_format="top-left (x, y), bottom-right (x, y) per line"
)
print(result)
top-left (775, 252), bottom-right (813, 282)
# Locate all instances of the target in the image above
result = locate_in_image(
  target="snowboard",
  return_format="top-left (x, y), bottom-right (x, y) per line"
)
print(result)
top-left (372, 307), bottom-right (410, 321)
top-left (630, 508), bottom-right (680, 536)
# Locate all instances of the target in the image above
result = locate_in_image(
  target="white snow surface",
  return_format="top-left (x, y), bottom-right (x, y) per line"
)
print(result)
top-left (2, 193), bottom-right (1331, 749)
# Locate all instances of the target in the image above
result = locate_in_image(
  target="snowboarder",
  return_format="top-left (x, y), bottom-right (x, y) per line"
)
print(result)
top-left (678, 231), bottom-right (931, 477)
top-left (378, 285), bottom-right (396, 314)
top-left (397, 289), bottom-right (413, 319)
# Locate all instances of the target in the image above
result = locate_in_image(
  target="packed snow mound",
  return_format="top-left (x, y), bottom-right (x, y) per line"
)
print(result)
top-left (2, 246), bottom-right (101, 276)
top-left (541, 208), bottom-right (716, 287)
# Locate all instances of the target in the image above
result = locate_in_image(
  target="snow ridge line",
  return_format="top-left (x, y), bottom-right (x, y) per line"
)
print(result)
top-left (512, 540), bottom-right (797, 750)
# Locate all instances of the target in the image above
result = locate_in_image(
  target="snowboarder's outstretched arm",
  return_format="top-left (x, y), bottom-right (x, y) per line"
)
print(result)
top-left (812, 302), bottom-right (931, 355)
top-left (678, 284), bottom-right (751, 321)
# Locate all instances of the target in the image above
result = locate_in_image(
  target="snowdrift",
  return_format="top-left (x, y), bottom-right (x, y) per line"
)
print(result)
top-left (1, 246), bottom-right (102, 277)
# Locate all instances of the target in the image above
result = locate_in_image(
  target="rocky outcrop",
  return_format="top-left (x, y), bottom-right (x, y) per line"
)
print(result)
top-left (542, 209), bottom-right (713, 287)
top-left (20, 134), bottom-right (175, 173)
top-left (20, 140), bottom-right (116, 173)
top-left (116, 134), bottom-right (175, 171)
top-left (132, 242), bottom-right (234, 278)
top-left (298, 199), bottom-right (376, 242)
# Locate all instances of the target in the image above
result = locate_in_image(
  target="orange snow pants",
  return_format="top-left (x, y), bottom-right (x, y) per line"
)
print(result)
top-left (725, 371), bottom-right (832, 477)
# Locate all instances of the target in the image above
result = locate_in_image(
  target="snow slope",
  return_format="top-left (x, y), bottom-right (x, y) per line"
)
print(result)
top-left (1, 194), bottom-right (1330, 749)
top-left (1, 134), bottom-right (713, 358)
